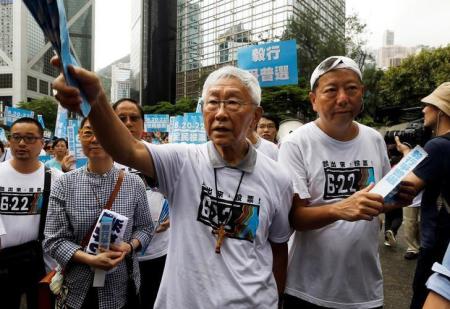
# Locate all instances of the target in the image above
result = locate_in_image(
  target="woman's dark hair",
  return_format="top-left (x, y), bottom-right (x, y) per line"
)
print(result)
top-left (53, 137), bottom-right (68, 148)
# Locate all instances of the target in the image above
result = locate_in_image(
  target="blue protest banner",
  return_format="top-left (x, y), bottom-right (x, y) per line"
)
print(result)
top-left (37, 114), bottom-right (46, 129)
top-left (4, 106), bottom-right (34, 127)
top-left (67, 119), bottom-right (86, 168)
top-left (144, 114), bottom-right (170, 132)
top-left (0, 128), bottom-right (7, 143)
top-left (54, 105), bottom-right (68, 138)
top-left (237, 39), bottom-right (298, 87)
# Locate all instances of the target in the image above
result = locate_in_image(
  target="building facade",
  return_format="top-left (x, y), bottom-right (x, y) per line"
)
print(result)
top-left (377, 30), bottom-right (419, 69)
top-left (176, 0), bottom-right (345, 99)
top-left (110, 62), bottom-right (131, 102)
top-left (0, 0), bottom-right (94, 108)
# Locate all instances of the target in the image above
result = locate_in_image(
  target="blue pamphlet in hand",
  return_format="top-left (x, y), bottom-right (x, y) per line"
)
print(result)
top-left (22, 0), bottom-right (91, 117)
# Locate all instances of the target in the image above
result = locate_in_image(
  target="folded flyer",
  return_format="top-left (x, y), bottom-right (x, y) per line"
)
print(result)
top-left (86, 209), bottom-right (129, 255)
top-left (371, 145), bottom-right (428, 199)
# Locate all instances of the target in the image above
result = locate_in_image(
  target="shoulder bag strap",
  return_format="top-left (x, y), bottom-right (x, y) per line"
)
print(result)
top-left (38, 166), bottom-right (52, 243)
top-left (104, 169), bottom-right (125, 210)
top-left (80, 169), bottom-right (125, 248)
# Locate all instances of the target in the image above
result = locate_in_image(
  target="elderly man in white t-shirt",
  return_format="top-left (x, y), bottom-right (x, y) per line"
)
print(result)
top-left (51, 61), bottom-right (293, 309)
top-left (279, 56), bottom-right (415, 309)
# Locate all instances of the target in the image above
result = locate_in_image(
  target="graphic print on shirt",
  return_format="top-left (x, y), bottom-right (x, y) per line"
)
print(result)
top-left (197, 184), bottom-right (260, 242)
top-left (322, 159), bottom-right (376, 200)
top-left (0, 187), bottom-right (44, 215)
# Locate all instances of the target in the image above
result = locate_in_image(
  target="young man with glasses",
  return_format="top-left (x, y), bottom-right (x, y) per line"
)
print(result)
top-left (257, 114), bottom-right (280, 144)
top-left (0, 117), bottom-right (62, 309)
top-left (51, 63), bottom-right (293, 309)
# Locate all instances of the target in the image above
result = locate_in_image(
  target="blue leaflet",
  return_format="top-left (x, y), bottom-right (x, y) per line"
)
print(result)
top-left (158, 200), bottom-right (170, 224)
top-left (22, 0), bottom-right (91, 117)
top-left (56, 0), bottom-right (90, 117)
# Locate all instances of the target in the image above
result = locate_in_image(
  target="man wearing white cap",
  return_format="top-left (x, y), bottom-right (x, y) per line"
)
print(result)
top-left (279, 56), bottom-right (415, 308)
top-left (395, 82), bottom-right (450, 309)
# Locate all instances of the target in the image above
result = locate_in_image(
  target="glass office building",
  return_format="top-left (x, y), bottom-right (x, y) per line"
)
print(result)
top-left (176, 0), bottom-right (345, 99)
top-left (0, 0), bottom-right (93, 107)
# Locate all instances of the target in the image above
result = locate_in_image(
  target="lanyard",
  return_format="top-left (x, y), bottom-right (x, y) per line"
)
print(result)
top-left (212, 168), bottom-right (245, 254)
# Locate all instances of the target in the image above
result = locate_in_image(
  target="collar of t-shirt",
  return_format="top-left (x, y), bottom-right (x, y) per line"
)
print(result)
top-left (206, 141), bottom-right (257, 173)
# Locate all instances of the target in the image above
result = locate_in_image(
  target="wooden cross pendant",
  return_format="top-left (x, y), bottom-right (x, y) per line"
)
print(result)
top-left (212, 225), bottom-right (231, 254)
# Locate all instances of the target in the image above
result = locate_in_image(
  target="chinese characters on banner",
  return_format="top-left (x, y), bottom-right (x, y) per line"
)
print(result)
top-left (168, 113), bottom-right (207, 144)
top-left (143, 114), bottom-right (170, 144)
top-left (237, 39), bottom-right (298, 87)
top-left (4, 106), bottom-right (34, 127)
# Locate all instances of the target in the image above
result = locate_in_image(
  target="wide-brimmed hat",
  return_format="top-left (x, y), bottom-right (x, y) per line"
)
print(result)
top-left (421, 82), bottom-right (450, 116)
top-left (310, 56), bottom-right (362, 90)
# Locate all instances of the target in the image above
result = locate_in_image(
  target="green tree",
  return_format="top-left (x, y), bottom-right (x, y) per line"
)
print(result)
top-left (17, 97), bottom-right (58, 132)
top-left (261, 85), bottom-right (311, 121)
top-left (360, 64), bottom-right (385, 123)
top-left (142, 97), bottom-right (197, 115)
top-left (378, 45), bottom-right (450, 109)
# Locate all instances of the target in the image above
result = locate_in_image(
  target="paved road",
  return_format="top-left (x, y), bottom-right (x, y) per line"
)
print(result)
top-left (380, 220), bottom-right (417, 309)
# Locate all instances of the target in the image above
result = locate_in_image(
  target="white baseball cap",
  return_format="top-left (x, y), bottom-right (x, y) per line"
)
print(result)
top-left (310, 56), bottom-right (362, 90)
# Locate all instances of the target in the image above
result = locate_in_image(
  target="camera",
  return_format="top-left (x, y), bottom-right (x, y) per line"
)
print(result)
top-left (384, 119), bottom-right (431, 148)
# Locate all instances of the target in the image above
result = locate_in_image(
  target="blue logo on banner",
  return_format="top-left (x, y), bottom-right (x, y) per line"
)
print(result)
top-left (237, 39), bottom-right (298, 87)
top-left (4, 106), bottom-right (34, 127)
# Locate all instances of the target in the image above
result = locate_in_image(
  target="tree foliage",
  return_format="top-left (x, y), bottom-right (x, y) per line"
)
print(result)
top-left (378, 46), bottom-right (450, 109)
top-left (142, 97), bottom-right (197, 115)
top-left (17, 97), bottom-right (58, 132)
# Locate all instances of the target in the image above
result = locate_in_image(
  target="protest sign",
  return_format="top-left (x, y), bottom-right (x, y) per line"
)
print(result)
top-left (4, 106), bottom-right (34, 127)
top-left (237, 39), bottom-right (298, 87)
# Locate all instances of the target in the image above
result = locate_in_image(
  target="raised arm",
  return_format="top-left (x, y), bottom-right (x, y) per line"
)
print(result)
top-left (50, 58), bottom-right (156, 179)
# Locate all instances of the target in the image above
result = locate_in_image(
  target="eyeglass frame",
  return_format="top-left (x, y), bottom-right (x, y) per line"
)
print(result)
top-left (9, 134), bottom-right (43, 144)
top-left (118, 114), bottom-right (143, 123)
top-left (200, 98), bottom-right (256, 112)
top-left (78, 128), bottom-right (96, 142)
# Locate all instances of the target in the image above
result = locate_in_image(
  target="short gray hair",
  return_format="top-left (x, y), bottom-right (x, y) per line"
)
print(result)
top-left (201, 66), bottom-right (261, 106)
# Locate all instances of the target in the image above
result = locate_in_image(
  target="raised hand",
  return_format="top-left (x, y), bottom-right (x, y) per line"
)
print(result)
top-left (61, 154), bottom-right (75, 172)
top-left (51, 56), bottom-right (104, 113)
top-left (394, 135), bottom-right (411, 156)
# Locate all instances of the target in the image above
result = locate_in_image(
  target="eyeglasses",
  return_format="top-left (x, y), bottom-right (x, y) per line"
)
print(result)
top-left (203, 99), bottom-right (253, 112)
top-left (79, 129), bottom-right (95, 141)
top-left (9, 134), bottom-right (42, 144)
top-left (119, 115), bottom-right (142, 123)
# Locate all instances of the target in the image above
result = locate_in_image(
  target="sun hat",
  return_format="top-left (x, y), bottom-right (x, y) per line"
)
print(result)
top-left (421, 82), bottom-right (450, 116)
top-left (310, 56), bottom-right (362, 90)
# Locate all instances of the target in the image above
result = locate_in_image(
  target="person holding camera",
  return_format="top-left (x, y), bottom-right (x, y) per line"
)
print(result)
top-left (395, 82), bottom-right (450, 309)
